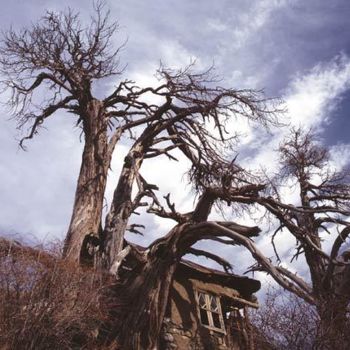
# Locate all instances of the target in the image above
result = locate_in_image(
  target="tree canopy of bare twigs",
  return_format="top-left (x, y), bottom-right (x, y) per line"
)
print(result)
top-left (0, 3), bottom-right (283, 268)
top-left (0, 3), bottom-right (123, 146)
top-left (209, 128), bottom-right (350, 349)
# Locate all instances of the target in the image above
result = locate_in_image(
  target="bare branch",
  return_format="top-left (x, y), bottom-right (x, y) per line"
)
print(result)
top-left (271, 225), bottom-right (283, 263)
top-left (275, 265), bottom-right (312, 295)
top-left (126, 224), bottom-right (145, 236)
top-left (147, 193), bottom-right (188, 223)
top-left (187, 247), bottom-right (233, 273)
top-left (19, 95), bottom-right (75, 148)
top-left (0, 4), bottom-right (124, 139)
top-left (205, 222), bottom-right (315, 304)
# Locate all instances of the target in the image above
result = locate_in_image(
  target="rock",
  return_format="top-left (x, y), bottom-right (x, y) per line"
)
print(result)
top-left (163, 333), bottom-right (174, 342)
top-left (169, 327), bottom-right (180, 334)
top-left (184, 330), bottom-right (192, 337)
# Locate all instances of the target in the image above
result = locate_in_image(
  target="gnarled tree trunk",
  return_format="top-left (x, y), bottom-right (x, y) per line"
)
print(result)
top-left (108, 224), bottom-right (187, 350)
top-left (100, 188), bottom-right (262, 349)
top-left (316, 295), bottom-right (349, 350)
top-left (63, 99), bottom-right (113, 264)
top-left (101, 118), bottom-right (170, 268)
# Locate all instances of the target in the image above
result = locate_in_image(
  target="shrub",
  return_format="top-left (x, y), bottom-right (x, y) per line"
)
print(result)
top-left (0, 238), bottom-right (110, 350)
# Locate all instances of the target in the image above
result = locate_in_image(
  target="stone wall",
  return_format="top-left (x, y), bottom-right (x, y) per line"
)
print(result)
top-left (160, 318), bottom-right (237, 350)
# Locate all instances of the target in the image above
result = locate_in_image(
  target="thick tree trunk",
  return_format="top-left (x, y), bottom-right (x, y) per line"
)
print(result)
top-left (304, 248), bottom-right (349, 349)
top-left (106, 225), bottom-right (187, 350)
top-left (316, 295), bottom-right (349, 350)
top-left (63, 99), bottom-right (111, 264)
top-left (102, 202), bottom-right (260, 348)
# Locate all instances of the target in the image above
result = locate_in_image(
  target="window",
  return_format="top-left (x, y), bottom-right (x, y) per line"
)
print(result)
top-left (196, 291), bottom-right (225, 332)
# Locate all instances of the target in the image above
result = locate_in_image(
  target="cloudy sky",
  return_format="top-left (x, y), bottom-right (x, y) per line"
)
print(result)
top-left (1, 0), bottom-right (350, 288)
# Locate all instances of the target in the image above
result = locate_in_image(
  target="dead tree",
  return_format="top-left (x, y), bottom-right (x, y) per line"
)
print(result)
top-left (0, 4), bottom-right (145, 263)
top-left (106, 168), bottom-right (266, 349)
top-left (99, 142), bottom-right (304, 349)
top-left (124, 128), bottom-right (350, 349)
top-left (222, 129), bottom-right (350, 349)
top-left (0, 4), bottom-right (282, 266)
top-left (101, 66), bottom-right (282, 269)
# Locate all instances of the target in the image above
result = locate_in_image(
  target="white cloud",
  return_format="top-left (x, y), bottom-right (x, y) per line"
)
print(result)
top-left (329, 143), bottom-right (350, 169)
top-left (285, 53), bottom-right (350, 128)
top-left (139, 149), bottom-right (195, 217)
top-left (240, 54), bottom-right (350, 175)
top-left (207, 19), bottom-right (228, 32)
top-left (159, 40), bottom-right (201, 70)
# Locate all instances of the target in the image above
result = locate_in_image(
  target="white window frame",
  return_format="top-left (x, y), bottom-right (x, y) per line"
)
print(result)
top-left (195, 290), bottom-right (226, 334)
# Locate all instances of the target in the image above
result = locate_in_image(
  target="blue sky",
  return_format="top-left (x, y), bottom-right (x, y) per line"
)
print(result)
top-left (1, 0), bottom-right (350, 285)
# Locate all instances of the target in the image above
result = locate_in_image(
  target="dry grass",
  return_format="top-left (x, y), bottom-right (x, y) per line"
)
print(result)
top-left (0, 238), bottom-right (111, 350)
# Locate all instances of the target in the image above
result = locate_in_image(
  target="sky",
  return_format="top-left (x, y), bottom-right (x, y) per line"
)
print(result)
top-left (1, 0), bottom-right (350, 291)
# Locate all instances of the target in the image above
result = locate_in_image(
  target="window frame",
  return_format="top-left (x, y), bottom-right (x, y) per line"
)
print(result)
top-left (195, 289), bottom-right (226, 334)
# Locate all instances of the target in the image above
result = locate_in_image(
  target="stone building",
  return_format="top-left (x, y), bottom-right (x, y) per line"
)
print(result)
top-left (160, 260), bottom-right (261, 350)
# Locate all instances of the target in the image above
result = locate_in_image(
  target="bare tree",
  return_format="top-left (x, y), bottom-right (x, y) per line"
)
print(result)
top-left (0, 4), bottom-right (281, 266)
top-left (105, 168), bottom-right (266, 349)
top-left (100, 66), bottom-right (281, 269)
top-left (0, 3), bottom-right (141, 263)
top-left (219, 129), bottom-right (350, 349)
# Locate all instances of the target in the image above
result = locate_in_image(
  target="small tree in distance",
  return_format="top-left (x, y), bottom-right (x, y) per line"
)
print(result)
top-left (251, 285), bottom-right (319, 349)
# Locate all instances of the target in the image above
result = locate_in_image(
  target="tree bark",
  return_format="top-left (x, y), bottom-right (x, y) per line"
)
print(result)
top-left (101, 117), bottom-right (169, 269)
top-left (316, 295), bottom-right (349, 350)
top-left (102, 145), bottom-right (145, 269)
top-left (63, 99), bottom-right (112, 264)
top-left (109, 225), bottom-right (186, 350)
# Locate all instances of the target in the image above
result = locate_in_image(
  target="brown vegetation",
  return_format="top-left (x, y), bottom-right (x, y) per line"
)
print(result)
top-left (0, 238), bottom-right (112, 350)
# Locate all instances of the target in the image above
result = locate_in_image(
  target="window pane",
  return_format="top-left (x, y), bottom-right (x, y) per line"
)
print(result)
top-left (200, 309), bottom-right (210, 326)
top-left (198, 293), bottom-right (206, 307)
top-left (210, 297), bottom-right (218, 311)
top-left (212, 312), bottom-right (222, 329)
